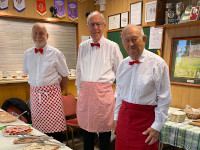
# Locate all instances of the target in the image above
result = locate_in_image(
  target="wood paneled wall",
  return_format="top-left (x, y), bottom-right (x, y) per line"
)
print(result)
top-left (99, 0), bottom-right (200, 109)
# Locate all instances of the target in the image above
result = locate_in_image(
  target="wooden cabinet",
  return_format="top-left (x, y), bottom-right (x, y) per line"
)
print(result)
top-left (155, 0), bottom-right (200, 28)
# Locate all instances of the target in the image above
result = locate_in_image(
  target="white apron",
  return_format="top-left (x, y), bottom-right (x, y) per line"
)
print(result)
top-left (30, 83), bottom-right (66, 133)
top-left (77, 81), bottom-right (115, 132)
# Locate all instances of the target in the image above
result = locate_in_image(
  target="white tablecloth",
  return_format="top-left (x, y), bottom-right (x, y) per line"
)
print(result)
top-left (0, 109), bottom-right (72, 150)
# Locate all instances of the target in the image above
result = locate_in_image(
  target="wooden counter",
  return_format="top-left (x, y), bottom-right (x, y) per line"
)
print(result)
top-left (0, 76), bottom-right (77, 108)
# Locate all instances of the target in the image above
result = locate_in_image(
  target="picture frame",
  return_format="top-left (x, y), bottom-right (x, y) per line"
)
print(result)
top-left (145, 1), bottom-right (157, 23)
top-left (120, 11), bottom-right (129, 28)
top-left (170, 37), bottom-right (200, 87)
top-left (130, 1), bottom-right (142, 25)
top-left (108, 13), bottom-right (121, 30)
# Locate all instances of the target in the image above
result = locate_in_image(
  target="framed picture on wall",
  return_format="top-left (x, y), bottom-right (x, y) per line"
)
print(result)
top-left (145, 1), bottom-right (157, 23)
top-left (170, 36), bottom-right (200, 87)
top-left (120, 11), bottom-right (129, 28)
top-left (130, 2), bottom-right (142, 25)
top-left (108, 13), bottom-right (121, 30)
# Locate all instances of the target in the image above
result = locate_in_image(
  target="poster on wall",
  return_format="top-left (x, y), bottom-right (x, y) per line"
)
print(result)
top-left (145, 1), bottom-right (157, 22)
top-left (0, 0), bottom-right (8, 10)
top-left (130, 2), bottom-right (142, 25)
top-left (108, 14), bottom-right (120, 30)
top-left (170, 37), bottom-right (200, 87)
top-left (36, 0), bottom-right (47, 16)
top-left (149, 26), bottom-right (163, 49)
top-left (13, 0), bottom-right (25, 12)
top-left (121, 12), bottom-right (129, 28)
top-left (67, 1), bottom-right (78, 21)
top-left (54, 0), bottom-right (66, 18)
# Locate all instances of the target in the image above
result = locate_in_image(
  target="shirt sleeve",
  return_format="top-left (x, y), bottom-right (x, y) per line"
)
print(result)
top-left (112, 44), bottom-right (123, 73)
top-left (114, 63), bottom-right (123, 121)
top-left (23, 52), bottom-right (28, 75)
top-left (151, 61), bottom-right (172, 131)
top-left (56, 51), bottom-right (70, 77)
top-left (75, 45), bottom-right (82, 96)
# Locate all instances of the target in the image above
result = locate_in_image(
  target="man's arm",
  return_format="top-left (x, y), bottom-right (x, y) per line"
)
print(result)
top-left (60, 76), bottom-right (69, 92)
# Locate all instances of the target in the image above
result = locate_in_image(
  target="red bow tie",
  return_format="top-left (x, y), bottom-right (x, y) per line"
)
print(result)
top-left (129, 60), bottom-right (141, 65)
top-left (90, 43), bottom-right (100, 47)
top-left (35, 48), bottom-right (43, 54)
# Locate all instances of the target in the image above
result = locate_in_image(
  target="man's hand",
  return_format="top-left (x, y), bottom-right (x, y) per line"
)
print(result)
top-left (112, 120), bottom-right (117, 135)
top-left (142, 127), bottom-right (159, 145)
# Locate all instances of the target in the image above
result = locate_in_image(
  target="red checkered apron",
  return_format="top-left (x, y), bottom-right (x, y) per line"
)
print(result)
top-left (77, 81), bottom-right (115, 132)
top-left (30, 83), bottom-right (66, 133)
top-left (116, 100), bottom-right (158, 150)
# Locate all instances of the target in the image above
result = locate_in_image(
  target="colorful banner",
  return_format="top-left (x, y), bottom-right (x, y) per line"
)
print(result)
top-left (54, 0), bottom-right (66, 18)
top-left (36, 0), bottom-right (47, 16)
top-left (13, 0), bottom-right (25, 12)
top-left (77, 0), bottom-right (86, 2)
top-left (67, 1), bottom-right (78, 21)
top-left (0, 0), bottom-right (8, 10)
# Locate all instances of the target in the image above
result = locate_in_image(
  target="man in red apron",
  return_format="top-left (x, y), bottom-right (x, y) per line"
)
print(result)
top-left (112, 25), bottom-right (172, 149)
top-left (23, 23), bottom-right (70, 142)
top-left (76, 11), bottom-right (123, 150)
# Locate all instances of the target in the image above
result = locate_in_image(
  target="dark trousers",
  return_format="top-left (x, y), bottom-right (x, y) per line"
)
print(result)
top-left (46, 131), bottom-right (64, 142)
top-left (83, 129), bottom-right (111, 150)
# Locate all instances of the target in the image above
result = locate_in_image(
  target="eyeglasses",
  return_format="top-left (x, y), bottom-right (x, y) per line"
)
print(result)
top-left (89, 22), bottom-right (104, 27)
top-left (124, 37), bottom-right (138, 44)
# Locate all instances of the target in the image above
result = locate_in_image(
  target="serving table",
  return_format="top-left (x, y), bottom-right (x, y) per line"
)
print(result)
top-left (0, 109), bottom-right (72, 150)
top-left (159, 112), bottom-right (200, 150)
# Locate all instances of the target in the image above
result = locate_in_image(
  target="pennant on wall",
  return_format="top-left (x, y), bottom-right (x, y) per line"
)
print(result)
top-left (77, 0), bottom-right (86, 2)
top-left (13, 0), bottom-right (25, 12)
top-left (36, 0), bottom-right (47, 16)
top-left (67, 1), bottom-right (78, 21)
top-left (54, 0), bottom-right (66, 18)
top-left (0, 0), bottom-right (8, 10)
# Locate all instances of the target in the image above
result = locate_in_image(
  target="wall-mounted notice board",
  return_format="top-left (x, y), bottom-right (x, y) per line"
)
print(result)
top-left (107, 26), bottom-right (161, 59)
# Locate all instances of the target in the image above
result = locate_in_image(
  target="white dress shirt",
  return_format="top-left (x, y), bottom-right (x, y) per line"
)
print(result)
top-left (23, 44), bottom-right (69, 87)
top-left (75, 36), bottom-right (123, 95)
top-left (114, 49), bottom-right (172, 131)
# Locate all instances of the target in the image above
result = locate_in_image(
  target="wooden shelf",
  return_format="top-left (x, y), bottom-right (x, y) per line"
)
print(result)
top-left (155, 20), bottom-right (200, 28)
top-left (155, 0), bottom-right (200, 28)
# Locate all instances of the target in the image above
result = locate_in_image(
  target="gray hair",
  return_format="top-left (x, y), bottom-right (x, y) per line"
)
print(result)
top-left (122, 24), bottom-right (144, 41)
top-left (87, 11), bottom-right (105, 24)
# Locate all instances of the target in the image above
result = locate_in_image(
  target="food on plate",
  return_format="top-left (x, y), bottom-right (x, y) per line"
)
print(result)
top-left (0, 111), bottom-right (16, 123)
top-left (22, 143), bottom-right (60, 150)
top-left (13, 137), bottom-right (41, 144)
top-left (2, 125), bottom-right (32, 136)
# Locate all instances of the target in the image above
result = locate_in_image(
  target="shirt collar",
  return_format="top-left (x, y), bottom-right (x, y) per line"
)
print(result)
top-left (129, 49), bottom-right (147, 63)
top-left (91, 35), bottom-right (104, 45)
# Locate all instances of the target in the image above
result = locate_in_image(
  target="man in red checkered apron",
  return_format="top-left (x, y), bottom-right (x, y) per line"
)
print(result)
top-left (112, 25), bottom-right (172, 149)
top-left (23, 23), bottom-right (70, 142)
top-left (75, 11), bottom-right (123, 150)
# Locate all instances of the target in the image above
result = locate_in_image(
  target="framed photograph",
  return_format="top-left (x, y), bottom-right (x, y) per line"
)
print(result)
top-left (108, 13), bottom-right (121, 30)
top-left (170, 37), bottom-right (200, 87)
top-left (120, 11), bottom-right (129, 28)
top-left (130, 2), bottom-right (142, 25)
top-left (145, 1), bottom-right (157, 23)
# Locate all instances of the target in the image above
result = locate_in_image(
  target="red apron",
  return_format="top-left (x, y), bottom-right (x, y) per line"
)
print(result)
top-left (116, 100), bottom-right (158, 150)
top-left (77, 81), bottom-right (115, 132)
top-left (30, 83), bottom-right (66, 133)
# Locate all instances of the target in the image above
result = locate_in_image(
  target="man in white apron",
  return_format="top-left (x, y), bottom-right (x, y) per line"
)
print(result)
top-left (76, 11), bottom-right (123, 150)
top-left (23, 22), bottom-right (70, 142)
top-left (112, 25), bottom-right (172, 149)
